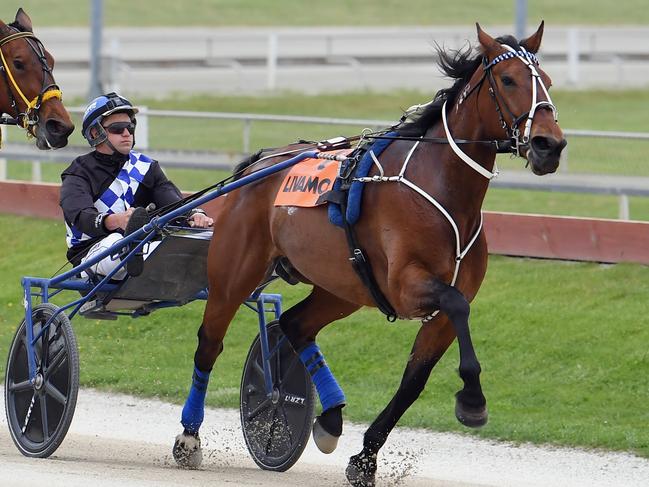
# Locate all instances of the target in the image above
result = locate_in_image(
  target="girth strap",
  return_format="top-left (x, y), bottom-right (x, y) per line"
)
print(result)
top-left (337, 194), bottom-right (398, 322)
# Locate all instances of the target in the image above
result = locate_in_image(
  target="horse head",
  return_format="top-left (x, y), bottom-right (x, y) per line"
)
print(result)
top-left (475, 22), bottom-right (566, 175)
top-left (0, 9), bottom-right (74, 149)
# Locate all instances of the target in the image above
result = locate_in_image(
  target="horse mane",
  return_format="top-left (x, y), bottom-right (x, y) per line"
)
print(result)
top-left (397, 35), bottom-right (521, 137)
top-left (231, 35), bottom-right (523, 176)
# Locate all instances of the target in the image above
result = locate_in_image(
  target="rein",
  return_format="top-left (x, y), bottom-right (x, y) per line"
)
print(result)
top-left (0, 29), bottom-right (63, 141)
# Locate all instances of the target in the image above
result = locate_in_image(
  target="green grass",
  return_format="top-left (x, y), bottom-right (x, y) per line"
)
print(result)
top-left (1, 214), bottom-right (648, 457)
top-left (4, 1), bottom-right (649, 26)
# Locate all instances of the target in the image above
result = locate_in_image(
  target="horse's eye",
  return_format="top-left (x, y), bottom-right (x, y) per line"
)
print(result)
top-left (501, 75), bottom-right (515, 87)
top-left (13, 60), bottom-right (24, 71)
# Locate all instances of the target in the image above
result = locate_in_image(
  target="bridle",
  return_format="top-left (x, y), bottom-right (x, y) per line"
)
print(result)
top-left (482, 44), bottom-right (558, 159)
top-left (0, 29), bottom-right (63, 138)
top-left (431, 43), bottom-right (559, 180)
top-left (362, 44), bottom-right (559, 180)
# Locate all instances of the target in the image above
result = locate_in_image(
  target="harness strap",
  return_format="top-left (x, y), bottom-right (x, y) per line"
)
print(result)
top-left (354, 139), bottom-right (485, 322)
top-left (339, 192), bottom-right (398, 322)
top-left (442, 100), bottom-right (499, 180)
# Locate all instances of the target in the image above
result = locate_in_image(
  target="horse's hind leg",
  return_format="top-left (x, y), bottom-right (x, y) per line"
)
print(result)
top-left (280, 286), bottom-right (360, 454)
top-left (173, 224), bottom-right (274, 468)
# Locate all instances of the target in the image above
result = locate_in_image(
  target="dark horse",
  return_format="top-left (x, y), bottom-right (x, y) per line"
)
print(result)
top-left (175, 23), bottom-right (566, 485)
top-left (0, 9), bottom-right (74, 149)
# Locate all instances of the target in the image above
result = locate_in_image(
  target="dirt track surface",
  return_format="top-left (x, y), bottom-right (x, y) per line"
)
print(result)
top-left (1, 389), bottom-right (648, 487)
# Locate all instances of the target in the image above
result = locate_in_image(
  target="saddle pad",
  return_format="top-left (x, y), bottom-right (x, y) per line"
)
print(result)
top-left (274, 149), bottom-right (353, 207)
top-left (328, 132), bottom-right (396, 227)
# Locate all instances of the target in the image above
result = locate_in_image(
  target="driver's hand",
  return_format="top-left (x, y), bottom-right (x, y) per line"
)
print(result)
top-left (188, 212), bottom-right (213, 228)
top-left (104, 208), bottom-right (134, 231)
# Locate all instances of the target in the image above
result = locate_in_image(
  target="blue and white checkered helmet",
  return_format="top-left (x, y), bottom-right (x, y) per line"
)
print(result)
top-left (82, 92), bottom-right (139, 147)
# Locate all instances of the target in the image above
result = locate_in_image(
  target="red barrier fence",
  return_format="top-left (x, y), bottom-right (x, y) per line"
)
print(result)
top-left (2, 180), bottom-right (648, 265)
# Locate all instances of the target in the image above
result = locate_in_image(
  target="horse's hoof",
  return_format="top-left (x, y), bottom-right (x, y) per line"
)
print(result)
top-left (455, 397), bottom-right (488, 428)
top-left (312, 416), bottom-right (340, 454)
top-left (346, 452), bottom-right (377, 487)
top-left (173, 432), bottom-right (203, 468)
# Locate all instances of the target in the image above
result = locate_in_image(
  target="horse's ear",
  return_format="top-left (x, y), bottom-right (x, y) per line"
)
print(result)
top-left (15, 8), bottom-right (34, 32)
top-left (520, 21), bottom-right (544, 54)
top-left (476, 23), bottom-right (500, 56)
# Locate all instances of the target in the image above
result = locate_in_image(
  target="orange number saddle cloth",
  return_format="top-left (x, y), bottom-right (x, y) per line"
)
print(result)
top-left (273, 148), bottom-right (353, 208)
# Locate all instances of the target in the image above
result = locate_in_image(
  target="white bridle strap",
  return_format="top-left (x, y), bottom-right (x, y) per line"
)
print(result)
top-left (500, 44), bottom-right (557, 143)
top-left (441, 100), bottom-right (499, 180)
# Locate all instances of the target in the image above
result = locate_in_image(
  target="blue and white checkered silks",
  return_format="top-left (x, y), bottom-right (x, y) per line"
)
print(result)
top-left (65, 151), bottom-right (153, 249)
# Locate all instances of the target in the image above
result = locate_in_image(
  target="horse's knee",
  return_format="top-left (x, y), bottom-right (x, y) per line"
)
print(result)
top-left (438, 287), bottom-right (470, 322)
top-left (279, 308), bottom-right (307, 349)
top-left (278, 313), bottom-right (295, 341)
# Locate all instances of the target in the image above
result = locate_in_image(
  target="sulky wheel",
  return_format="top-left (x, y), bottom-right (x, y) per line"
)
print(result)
top-left (240, 320), bottom-right (315, 471)
top-left (4, 303), bottom-right (79, 458)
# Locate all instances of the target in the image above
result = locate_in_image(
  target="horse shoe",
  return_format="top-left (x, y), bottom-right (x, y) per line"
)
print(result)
top-left (172, 432), bottom-right (202, 469)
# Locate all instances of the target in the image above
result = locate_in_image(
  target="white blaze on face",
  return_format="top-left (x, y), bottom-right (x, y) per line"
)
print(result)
top-left (287, 206), bottom-right (298, 216)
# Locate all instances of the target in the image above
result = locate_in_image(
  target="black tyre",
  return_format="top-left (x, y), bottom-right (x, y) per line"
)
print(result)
top-left (240, 320), bottom-right (315, 471)
top-left (4, 303), bottom-right (79, 458)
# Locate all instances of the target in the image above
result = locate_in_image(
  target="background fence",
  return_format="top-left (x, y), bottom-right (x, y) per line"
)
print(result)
top-left (37, 25), bottom-right (649, 96)
top-left (1, 108), bottom-right (648, 221)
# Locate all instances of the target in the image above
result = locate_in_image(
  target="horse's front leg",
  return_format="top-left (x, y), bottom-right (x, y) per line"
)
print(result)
top-left (346, 280), bottom-right (486, 487)
top-left (345, 317), bottom-right (455, 486)
top-left (437, 283), bottom-right (487, 427)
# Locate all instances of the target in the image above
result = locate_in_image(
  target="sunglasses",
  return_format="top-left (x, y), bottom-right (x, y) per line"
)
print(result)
top-left (103, 121), bottom-right (136, 135)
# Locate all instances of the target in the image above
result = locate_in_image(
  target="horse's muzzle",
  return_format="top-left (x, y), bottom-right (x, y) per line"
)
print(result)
top-left (528, 135), bottom-right (567, 175)
top-left (36, 117), bottom-right (75, 149)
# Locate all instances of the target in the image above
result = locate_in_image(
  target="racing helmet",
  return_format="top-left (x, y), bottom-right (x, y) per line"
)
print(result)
top-left (82, 92), bottom-right (139, 147)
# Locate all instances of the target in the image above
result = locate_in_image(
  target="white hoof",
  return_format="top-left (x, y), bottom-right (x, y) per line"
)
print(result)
top-left (173, 432), bottom-right (203, 468)
top-left (312, 419), bottom-right (339, 454)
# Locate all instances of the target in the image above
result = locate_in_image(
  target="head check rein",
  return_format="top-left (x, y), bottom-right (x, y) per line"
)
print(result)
top-left (356, 44), bottom-right (557, 322)
top-left (0, 29), bottom-right (63, 140)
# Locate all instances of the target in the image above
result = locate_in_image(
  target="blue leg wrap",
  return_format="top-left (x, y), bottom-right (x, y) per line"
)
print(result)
top-left (181, 366), bottom-right (210, 433)
top-left (299, 343), bottom-right (345, 411)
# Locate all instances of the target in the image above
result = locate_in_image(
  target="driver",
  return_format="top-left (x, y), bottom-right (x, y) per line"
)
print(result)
top-left (59, 92), bottom-right (213, 279)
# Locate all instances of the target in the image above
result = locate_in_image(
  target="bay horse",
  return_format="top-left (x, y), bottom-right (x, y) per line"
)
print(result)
top-left (175, 22), bottom-right (566, 485)
top-left (0, 9), bottom-right (74, 149)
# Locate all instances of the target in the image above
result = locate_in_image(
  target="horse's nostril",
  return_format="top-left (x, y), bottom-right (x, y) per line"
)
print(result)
top-left (45, 118), bottom-right (74, 138)
top-left (531, 136), bottom-right (552, 154)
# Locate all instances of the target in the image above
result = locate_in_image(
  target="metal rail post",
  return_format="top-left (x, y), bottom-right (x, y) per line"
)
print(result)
top-left (88, 0), bottom-right (104, 100)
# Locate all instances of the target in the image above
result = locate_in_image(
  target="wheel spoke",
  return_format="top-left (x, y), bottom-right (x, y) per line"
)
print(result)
top-left (279, 405), bottom-right (294, 444)
top-left (44, 381), bottom-right (67, 406)
top-left (40, 395), bottom-right (50, 442)
top-left (8, 379), bottom-right (33, 393)
top-left (265, 406), bottom-right (278, 455)
top-left (278, 355), bottom-right (299, 386)
top-left (40, 325), bottom-right (51, 368)
top-left (21, 392), bottom-right (37, 434)
top-left (44, 347), bottom-right (67, 380)
top-left (273, 340), bottom-right (282, 385)
top-left (245, 397), bottom-right (272, 422)
top-left (252, 357), bottom-right (265, 380)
